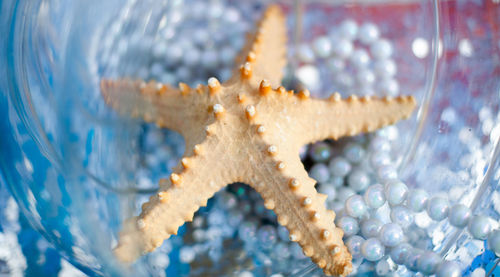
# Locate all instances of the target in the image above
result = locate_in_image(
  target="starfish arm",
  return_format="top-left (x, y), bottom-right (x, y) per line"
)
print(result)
top-left (100, 79), bottom-right (210, 135)
top-left (290, 95), bottom-right (417, 146)
top-left (228, 5), bottom-right (287, 87)
top-left (245, 152), bottom-right (352, 276)
top-left (113, 135), bottom-right (235, 262)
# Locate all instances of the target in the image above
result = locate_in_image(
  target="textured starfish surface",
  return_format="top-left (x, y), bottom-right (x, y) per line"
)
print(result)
top-left (101, 5), bottom-right (416, 276)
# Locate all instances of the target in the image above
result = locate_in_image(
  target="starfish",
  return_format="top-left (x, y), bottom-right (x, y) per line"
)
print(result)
top-left (101, 5), bottom-right (416, 276)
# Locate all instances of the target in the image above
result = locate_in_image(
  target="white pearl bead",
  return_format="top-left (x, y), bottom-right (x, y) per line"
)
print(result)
top-left (390, 242), bottom-right (412, 265)
top-left (309, 163), bottom-right (330, 184)
top-left (331, 38), bottom-right (354, 59)
top-left (448, 204), bottom-right (471, 228)
top-left (335, 72), bottom-right (354, 89)
top-left (407, 189), bottom-right (429, 212)
top-left (487, 229), bottom-right (500, 256)
top-left (348, 169), bottom-right (370, 192)
top-left (345, 195), bottom-right (368, 218)
top-left (376, 78), bottom-right (399, 97)
top-left (468, 215), bottom-right (492, 240)
top-left (373, 59), bottom-right (397, 78)
top-left (358, 22), bottom-right (380, 45)
top-left (356, 69), bottom-right (376, 87)
top-left (361, 238), bottom-right (385, 261)
top-left (337, 187), bottom-right (356, 203)
top-left (313, 36), bottom-right (332, 58)
top-left (346, 235), bottom-right (364, 259)
top-left (379, 223), bottom-right (404, 247)
top-left (364, 184), bottom-right (386, 209)
top-left (390, 205), bottom-right (413, 228)
top-left (370, 39), bottom-right (393, 60)
top-left (329, 157), bottom-right (352, 177)
top-left (296, 43), bottom-right (315, 63)
top-left (377, 165), bottom-right (398, 183)
top-left (370, 151), bottom-right (391, 168)
top-left (338, 19), bottom-right (358, 40)
top-left (417, 251), bottom-right (442, 275)
top-left (384, 181), bottom-right (408, 206)
top-left (344, 143), bottom-right (366, 163)
top-left (165, 43), bottom-right (183, 66)
top-left (152, 41), bottom-right (168, 59)
top-left (327, 58), bottom-right (345, 72)
top-left (200, 50), bottom-right (219, 69)
top-left (375, 259), bottom-right (392, 276)
top-left (426, 197), bottom-right (449, 221)
top-left (182, 47), bottom-right (201, 67)
top-left (338, 216), bottom-right (360, 237)
top-left (349, 49), bottom-right (371, 68)
top-left (361, 218), bottom-right (383, 238)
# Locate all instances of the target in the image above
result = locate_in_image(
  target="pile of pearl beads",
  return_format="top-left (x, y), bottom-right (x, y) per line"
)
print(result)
top-left (295, 20), bottom-right (399, 97)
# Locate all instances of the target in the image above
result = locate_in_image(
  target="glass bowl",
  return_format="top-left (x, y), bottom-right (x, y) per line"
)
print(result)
top-left (1, 0), bottom-right (499, 276)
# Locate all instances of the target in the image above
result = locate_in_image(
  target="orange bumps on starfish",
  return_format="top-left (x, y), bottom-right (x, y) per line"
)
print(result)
top-left (100, 4), bottom-right (416, 276)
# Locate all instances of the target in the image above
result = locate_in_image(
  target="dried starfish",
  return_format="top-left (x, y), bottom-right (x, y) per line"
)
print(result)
top-left (101, 5), bottom-right (416, 276)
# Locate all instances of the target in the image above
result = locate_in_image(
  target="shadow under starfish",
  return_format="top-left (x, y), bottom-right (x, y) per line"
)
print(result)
top-left (100, 5), bottom-right (416, 276)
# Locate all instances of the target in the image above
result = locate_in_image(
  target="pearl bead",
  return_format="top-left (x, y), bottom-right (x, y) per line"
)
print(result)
top-left (312, 36), bottom-right (332, 58)
top-left (417, 251), bottom-right (442, 275)
top-left (379, 223), bottom-right (404, 247)
top-left (361, 218), bottom-right (383, 238)
top-left (370, 151), bottom-right (391, 168)
top-left (405, 248), bottom-right (424, 271)
top-left (331, 38), bottom-right (353, 59)
top-left (448, 204), bottom-right (471, 228)
top-left (335, 71), bottom-right (354, 89)
top-left (375, 259), bottom-right (392, 276)
top-left (309, 142), bottom-right (332, 162)
top-left (318, 185), bottom-right (336, 201)
top-left (370, 39), bottom-right (393, 60)
top-left (426, 196), bottom-right (449, 221)
top-left (200, 50), bottom-right (219, 69)
top-left (344, 143), bottom-right (366, 163)
top-left (364, 184), bottom-right (386, 209)
top-left (182, 47), bottom-right (201, 67)
top-left (327, 58), bottom-right (345, 73)
top-left (309, 163), bottom-right (330, 184)
top-left (407, 189), bottom-right (429, 212)
top-left (338, 19), bottom-right (358, 40)
top-left (390, 243), bottom-right (412, 265)
top-left (384, 181), bottom-right (408, 206)
top-left (219, 46), bottom-right (236, 66)
top-left (487, 229), bottom-right (500, 256)
top-left (361, 238), bottom-right (385, 261)
top-left (296, 43), bottom-right (315, 63)
top-left (329, 176), bottom-right (344, 188)
top-left (436, 261), bottom-right (462, 277)
top-left (369, 136), bottom-right (391, 152)
top-left (346, 235), bottom-right (364, 259)
top-left (337, 187), bottom-right (356, 203)
top-left (376, 78), bottom-right (400, 97)
top-left (179, 246), bottom-right (196, 263)
top-left (348, 169), bottom-right (370, 192)
top-left (345, 195), bottom-right (368, 218)
top-left (329, 157), bottom-right (352, 177)
top-left (152, 41), bottom-right (168, 59)
top-left (337, 216), bottom-right (359, 237)
top-left (356, 69), bottom-right (376, 87)
top-left (468, 215), bottom-right (492, 240)
top-left (358, 22), bottom-right (380, 45)
top-left (390, 205), bottom-right (414, 228)
top-left (373, 59), bottom-right (397, 78)
top-left (349, 49), bottom-right (370, 68)
top-left (377, 165), bottom-right (398, 183)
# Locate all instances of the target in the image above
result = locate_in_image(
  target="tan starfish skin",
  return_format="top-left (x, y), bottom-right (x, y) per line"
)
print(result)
top-left (101, 5), bottom-right (416, 276)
